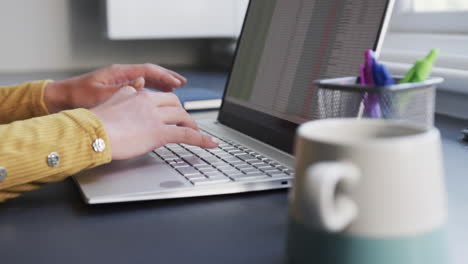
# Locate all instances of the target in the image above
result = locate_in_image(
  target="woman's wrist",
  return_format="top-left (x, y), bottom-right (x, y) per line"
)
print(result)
top-left (44, 80), bottom-right (71, 113)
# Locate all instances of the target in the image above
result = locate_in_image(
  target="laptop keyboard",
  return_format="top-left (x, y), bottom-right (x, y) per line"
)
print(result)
top-left (153, 135), bottom-right (293, 186)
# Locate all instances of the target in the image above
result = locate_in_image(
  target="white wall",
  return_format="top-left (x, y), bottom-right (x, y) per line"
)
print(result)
top-left (107, 0), bottom-right (248, 39)
top-left (0, 0), bottom-right (204, 72)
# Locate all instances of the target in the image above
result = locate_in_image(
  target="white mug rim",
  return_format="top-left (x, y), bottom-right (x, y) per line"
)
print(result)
top-left (298, 118), bottom-right (438, 146)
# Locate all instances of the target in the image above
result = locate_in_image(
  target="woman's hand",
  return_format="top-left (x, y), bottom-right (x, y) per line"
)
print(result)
top-left (90, 86), bottom-right (219, 160)
top-left (44, 64), bottom-right (186, 113)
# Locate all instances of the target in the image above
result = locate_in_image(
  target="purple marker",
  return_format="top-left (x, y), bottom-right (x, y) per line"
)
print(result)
top-left (362, 50), bottom-right (381, 118)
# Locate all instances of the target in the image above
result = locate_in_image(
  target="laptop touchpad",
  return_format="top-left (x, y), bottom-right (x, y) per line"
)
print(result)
top-left (74, 152), bottom-right (191, 198)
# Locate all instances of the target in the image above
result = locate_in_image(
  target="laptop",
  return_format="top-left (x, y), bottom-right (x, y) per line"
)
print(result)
top-left (74, 0), bottom-right (395, 204)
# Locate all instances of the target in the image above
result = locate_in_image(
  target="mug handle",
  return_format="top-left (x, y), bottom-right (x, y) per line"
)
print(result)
top-left (305, 161), bottom-right (360, 232)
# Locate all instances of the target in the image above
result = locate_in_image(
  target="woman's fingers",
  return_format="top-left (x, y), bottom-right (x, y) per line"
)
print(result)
top-left (112, 64), bottom-right (185, 91)
top-left (144, 78), bottom-right (177, 92)
top-left (164, 126), bottom-right (219, 149)
top-left (128, 76), bottom-right (145, 90)
top-left (138, 91), bottom-right (182, 107)
top-left (91, 83), bottom-right (218, 160)
top-left (164, 69), bottom-right (187, 86)
top-left (158, 106), bottom-right (199, 131)
top-left (137, 91), bottom-right (198, 130)
top-left (105, 86), bottom-right (137, 104)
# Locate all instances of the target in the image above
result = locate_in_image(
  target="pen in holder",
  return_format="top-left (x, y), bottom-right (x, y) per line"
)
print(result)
top-left (311, 76), bottom-right (444, 128)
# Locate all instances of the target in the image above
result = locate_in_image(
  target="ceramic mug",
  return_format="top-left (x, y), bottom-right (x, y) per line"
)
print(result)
top-left (287, 118), bottom-right (448, 264)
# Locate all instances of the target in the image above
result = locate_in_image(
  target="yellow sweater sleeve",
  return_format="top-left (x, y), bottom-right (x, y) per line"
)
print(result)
top-left (0, 109), bottom-right (112, 202)
top-left (0, 80), bottom-right (52, 124)
top-left (0, 81), bottom-right (112, 202)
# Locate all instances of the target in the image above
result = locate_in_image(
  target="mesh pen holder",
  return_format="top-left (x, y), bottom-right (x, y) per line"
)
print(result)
top-left (311, 76), bottom-right (444, 128)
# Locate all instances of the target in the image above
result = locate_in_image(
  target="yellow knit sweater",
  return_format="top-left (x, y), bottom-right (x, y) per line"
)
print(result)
top-left (0, 81), bottom-right (112, 202)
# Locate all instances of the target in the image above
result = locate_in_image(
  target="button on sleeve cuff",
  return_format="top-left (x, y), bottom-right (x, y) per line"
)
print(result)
top-left (61, 108), bottom-right (112, 168)
top-left (0, 108), bottom-right (112, 191)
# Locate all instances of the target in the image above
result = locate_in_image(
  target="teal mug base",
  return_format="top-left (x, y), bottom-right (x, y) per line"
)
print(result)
top-left (287, 216), bottom-right (448, 264)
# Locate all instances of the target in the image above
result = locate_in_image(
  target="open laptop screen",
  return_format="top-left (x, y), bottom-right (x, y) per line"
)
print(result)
top-left (218, 0), bottom-right (394, 153)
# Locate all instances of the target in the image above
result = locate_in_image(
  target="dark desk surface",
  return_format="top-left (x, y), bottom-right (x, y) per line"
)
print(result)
top-left (1, 71), bottom-right (468, 264)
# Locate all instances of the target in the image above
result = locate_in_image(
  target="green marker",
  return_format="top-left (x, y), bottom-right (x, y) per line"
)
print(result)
top-left (398, 49), bottom-right (440, 110)
top-left (400, 48), bottom-right (440, 84)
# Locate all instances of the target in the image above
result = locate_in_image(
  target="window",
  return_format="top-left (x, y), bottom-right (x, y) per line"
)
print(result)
top-left (413, 0), bottom-right (468, 12)
top-left (381, 0), bottom-right (468, 118)
top-left (389, 0), bottom-right (468, 34)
